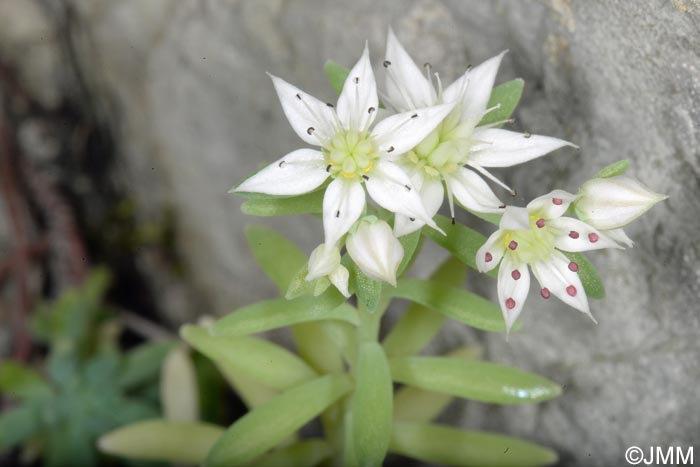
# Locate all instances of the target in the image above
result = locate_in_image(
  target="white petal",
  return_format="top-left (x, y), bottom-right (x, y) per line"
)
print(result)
top-left (306, 243), bottom-right (342, 281)
top-left (371, 103), bottom-right (455, 156)
top-left (347, 219), bottom-right (404, 286)
top-left (365, 161), bottom-right (443, 234)
top-left (269, 74), bottom-right (338, 146)
top-left (336, 44), bottom-right (378, 132)
top-left (497, 254), bottom-right (531, 335)
top-left (235, 149), bottom-right (329, 195)
top-left (499, 206), bottom-right (530, 231)
top-left (575, 176), bottom-right (667, 230)
top-left (384, 28), bottom-right (436, 111)
top-left (549, 217), bottom-right (623, 252)
top-left (443, 51), bottom-right (507, 127)
top-left (329, 265), bottom-right (351, 297)
top-left (605, 228), bottom-right (635, 248)
top-left (394, 175), bottom-right (444, 236)
top-left (526, 189), bottom-right (579, 220)
top-left (531, 251), bottom-right (593, 319)
top-left (323, 178), bottom-right (366, 246)
top-left (476, 230), bottom-right (507, 273)
top-left (468, 128), bottom-right (576, 168)
top-left (443, 167), bottom-right (503, 214)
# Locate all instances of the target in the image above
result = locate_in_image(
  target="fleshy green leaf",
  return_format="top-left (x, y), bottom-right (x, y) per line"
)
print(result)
top-left (0, 362), bottom-right (51, 399)
top-left (181, 325), bottom-right (317, 390)
top-left (391, 278), bottom-right (508, 332)
top-left (393, 346), bottom-right (482, 423)
top-left (423, 215), bottom-right (493, 275)
top-left (397, 230), bottom-right (423, 276)
top-left (246, 224), bottom-right (307, 292)
top-left (292, 321), bottom-right (345, 374)
top-left (390, 422), bottom-right (558, 467)
top-left (562, 252), bottom-right (605, 299)
top-left (205, 374), bottom-right (352, 467)
top-left (0, 404), bottom-right (41, 451)
top-left (383, 257), bottom-right (466, 358)
top-left (248, 439), bottom-right (333, 467)
top-left (479, 79), bottom-right (525, 127)
top-left (241, 190), bottom-right (325, 217)
top-left (98, 419), bottom-right (224, 465)
top-left (389, 357), bottom-right (561, 405)
top-left (352, 343), bottom-right (392, 466)
top-left (160, 346), bottom-right (199, 422)
top-left (324, 60), bottom-right (350, 95)
top-left (214, 363), bottom-right (278, 409)
top-left (119, 340), bottom-right (175, 390)
top-left (595, 159), bottom-right (629, 179)
top-left (212, 293), bottom-right (353, 337)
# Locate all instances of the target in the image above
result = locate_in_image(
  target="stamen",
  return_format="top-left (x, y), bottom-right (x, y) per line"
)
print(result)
top-left (505, 298), bottom-right (516, 310)
top-left (404, 185), bottom-right (412, 191)
top-left (353, 77), bottom-right (359, 84)
top-left (569, 231), bottom-right (580, 239)
top-left (409, 217), bottom-right (415, 221)
top-left (499, 204), bottom-right (506, 209)
top-left (451, 217), bottom-right (456, 225)
top-left (387, 146), bottom-right (395, 153)
top-left (469, 165), bottom-right (515, 194)
top-left (568, 261), bottom-right (579, 272)
top-left (296, 93), bottom-right (301, 100)
top-left (362, 175), bottom-right (369, 180)
top-left (335, 210), bottom-right (340, 218)
top-left (383, 60), bottom-right (391, 67)
top-left (423, 62), bottom-right (432, 69)
top-left (540, 288), bottom-right (551, 299)
top-left (485, 252), bottom-right (493, 262)
top-left (523, 132), bottom-right (532, 138)
top-left (278, 160), bottom-right (286, 168)
top-left (326, 102), bottom-right (334, 107)
top-left (307, 127), bottom-right (315, 135)
top-left (511, 269), bottom-right (521, 280)
top-left (326, 164), bottom-right (332, 172)
top-left (552, 198), bottom-right (563, 205)
top-left (508, 240), bottom-right (518, 250)
top-left (588, 233), bottom-right (599, 243)
top-left (368, 107), bottom-right (376, 114)
top-left (411, 114), bottom-right (418, 119)
top-left (536, 218), bottom-right (545, 228)
top-left (566, 285), bottom-right (577, 296)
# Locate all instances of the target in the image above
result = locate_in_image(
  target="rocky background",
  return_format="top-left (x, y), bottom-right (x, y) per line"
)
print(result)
top-left (0, 1), bottom-right (698, 466)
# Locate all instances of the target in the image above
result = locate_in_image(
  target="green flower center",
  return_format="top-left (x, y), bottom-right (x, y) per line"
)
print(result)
top-left (503, 216), bottom-right (558, 264)
top-left (323, 130), bottom-right (378, 180)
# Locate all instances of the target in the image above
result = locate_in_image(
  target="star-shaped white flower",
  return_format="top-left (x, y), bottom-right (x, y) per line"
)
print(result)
top-left (235, 45), bottom-right (455, 246)
top-left (476, 191), bottom-right (622, 334)
top-left (382, 29), bottom-right (577, 235)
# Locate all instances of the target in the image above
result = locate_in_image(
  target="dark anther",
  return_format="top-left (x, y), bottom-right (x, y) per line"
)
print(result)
top-left (523, 132), bottom-right (532, 138)
top-left (362, 175), bottom-right (369, 180)
top-left (326, 164), bottom-right (332, 172)
top-left (326, 102), bottom-right (334, 107)
top-left (368, 107), bottom-right (376, 113)
top-left (409, 217), bottom-right (416, 221)
top-left (335, 210), bottom-right (341, 218)
top-left (278, 160), bottom-right (286, 168)
top-left (353, 77), bottom-right (359, 84)
top-left (423, 62), bottom-right (432, 68)
top-left (307, 127), bottom-right (315, 135)
top-left (404, 185), bottom-right (412, 191)
top-left (387, 146), bottom-right (395, 153)
top-left (499, 204), bottom-right (506, 209)
top-left (296, 93), bottom-right (302, 100)
top-left (383, 60), bottom-right (391, 67)
top-left (510, 190), bottom-right (517, 197)
top-left (451, 217), bottom-right (456, 225)
top-left (411, 113), bottom-right (418, 119)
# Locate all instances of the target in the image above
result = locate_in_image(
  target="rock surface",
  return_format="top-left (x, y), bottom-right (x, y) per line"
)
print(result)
top-left (1, 0), bottom-right (699, 465)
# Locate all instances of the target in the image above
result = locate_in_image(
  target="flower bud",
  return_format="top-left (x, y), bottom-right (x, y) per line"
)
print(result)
top-left (347, 219), bottom-right (404, 286)
top-left (306, 243), bottom-right (341, 281)
top-left (574, 176), bottom-right (667, 230)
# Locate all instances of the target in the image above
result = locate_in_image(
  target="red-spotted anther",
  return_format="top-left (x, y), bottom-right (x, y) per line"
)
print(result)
top-left (485, 252), bottom-right (493, 262)
top-left (540, 287), bottom-right (551, 299)
top-left (568, 261), bottom-right (579, 272)
top-left (566, 285), bottom-right (577, 296)
top-left (508, 240), bottom-right (518, 250)
top-left (588, 232), bottom-right (599, 243)
top-left (505, 298), bottom-right (516, 309)
top-left (569, 231), bottom-right (580, 239)
top-left (552, 197), bottom-right (563, 205)
top-left (536, 218), bottom-right (545, 228)
top-left (511, 269), bottom-right (521, 280)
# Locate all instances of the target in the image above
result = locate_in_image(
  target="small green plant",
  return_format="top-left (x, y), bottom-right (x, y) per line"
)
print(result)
top-left (0, 270), bottom-right (175, 466)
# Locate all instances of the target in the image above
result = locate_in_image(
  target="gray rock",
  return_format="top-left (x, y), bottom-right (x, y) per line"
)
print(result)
top-left (1, 0), bottom-right (698, 465)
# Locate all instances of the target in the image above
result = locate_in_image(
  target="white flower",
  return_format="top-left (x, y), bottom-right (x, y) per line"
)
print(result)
top-left (346, 218), bottom-right (404, 286)
top-left (476, 191), bottom-right (622, 334)
top-left (574, 175), bottom-right (667, 247)
top-left (234, 44), bottom-right (455, 246)
top-left (382, 29), bottom-right (577, 235)
top-left (305, 243), bottom-right (350, 297)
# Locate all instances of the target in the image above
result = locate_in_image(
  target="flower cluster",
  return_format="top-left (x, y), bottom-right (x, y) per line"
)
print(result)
top-left (235, 30), bottom-right (666, 331)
